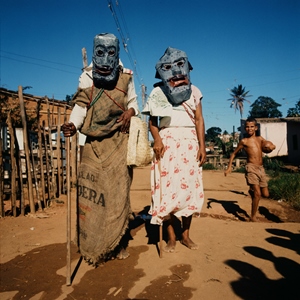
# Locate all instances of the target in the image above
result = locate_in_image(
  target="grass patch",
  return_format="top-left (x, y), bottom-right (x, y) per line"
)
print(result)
top-left (263, 156), bottom-right (284, 176)
top-left (232, 157), bottom-right (300, 210)
top-left (268, 173), bottom-right (300, 210)
top-left (234, 166), bottom-right (245, 173)
top-left (203, 163), bottom-right (217, 170)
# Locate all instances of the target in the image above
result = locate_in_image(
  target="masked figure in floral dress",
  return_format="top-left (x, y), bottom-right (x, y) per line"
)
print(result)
top-left (142, 47), bottom-right (206, 252)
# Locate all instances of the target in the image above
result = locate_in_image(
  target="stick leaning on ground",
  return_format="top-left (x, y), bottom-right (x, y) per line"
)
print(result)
top-left (66, 136), bottom-right (71, 285)
top-left (158, 160), bottom-right (163, 258)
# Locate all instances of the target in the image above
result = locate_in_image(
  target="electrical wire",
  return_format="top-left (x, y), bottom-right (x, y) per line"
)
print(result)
top-left (107, 0), bottom-right (143, 86)
top-left (0, 55), bottom-right (79, 75)
top-left (1, 50), bottom-right (79, 70)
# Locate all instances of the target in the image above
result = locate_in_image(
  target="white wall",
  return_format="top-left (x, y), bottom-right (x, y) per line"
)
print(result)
top-left (260, 122), bottom-right (287, 157)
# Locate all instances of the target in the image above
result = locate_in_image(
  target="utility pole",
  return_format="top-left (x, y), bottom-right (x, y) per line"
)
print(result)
top-left (82, 47), bottom-right (88, 70)
top-left (141, 84), bottom-right (147, 121)
top-left (233, 125), bottom-right (235, 140)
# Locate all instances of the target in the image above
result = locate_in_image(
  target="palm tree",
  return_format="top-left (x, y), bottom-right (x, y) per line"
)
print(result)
top-left (228, 84), bottom-right (251, 118)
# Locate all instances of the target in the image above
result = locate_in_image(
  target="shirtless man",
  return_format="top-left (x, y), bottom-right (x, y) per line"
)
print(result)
top-left (224, 117), bottom-right (276, 222)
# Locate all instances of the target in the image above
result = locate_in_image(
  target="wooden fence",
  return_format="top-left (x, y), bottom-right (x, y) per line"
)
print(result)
top-left (0, 87), bottom-right (78, 217)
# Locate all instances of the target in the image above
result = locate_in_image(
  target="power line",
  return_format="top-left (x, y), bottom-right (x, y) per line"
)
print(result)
top-left (0, 55), bottom-right (79, 75)
top-left (1, 50), bottom-right (79, 70)
top-left (107, 0), bottom-right (143, 86)
top-left (115, 1), bottom-right (144, 82)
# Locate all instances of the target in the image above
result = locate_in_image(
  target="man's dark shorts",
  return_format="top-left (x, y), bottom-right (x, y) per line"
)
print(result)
top-left (245, 163), bottom-right (268, 187)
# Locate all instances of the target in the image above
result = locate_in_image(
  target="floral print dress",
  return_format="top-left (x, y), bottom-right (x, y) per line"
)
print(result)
top-left (142, 85), bottom-right (205, 225)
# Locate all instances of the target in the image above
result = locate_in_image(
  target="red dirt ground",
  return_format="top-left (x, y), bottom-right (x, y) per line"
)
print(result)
top-left (1, 167), bottom-right (299, 300)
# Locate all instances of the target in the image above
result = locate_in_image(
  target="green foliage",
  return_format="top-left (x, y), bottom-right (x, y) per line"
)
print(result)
top-left (65, 94), bottom-right (74, 103)
top-left (286, 99), bottom-right (300, 117)
top-left (228, 84), bottom-right (251, 118)
top-left (234, 166), bottom-right (246, 173)
top-left (221, 136), bottom-right (241, 158)
top-left (214, 137), bottom-right (224, 150)
top-left (205, 127), bottom-right (222, 142)
top-left (203, 163), bottom-right (217, 170)
top-left (231, 156), bottom-right (300, 209)
top-left (268, 173), bottom-right (300, 210)
top-left (263, 156), bottom-right (284, 176)
top-left (262, 157), bottom-right (300, 209)
top-left (248, 96), bottom-right (282, 118)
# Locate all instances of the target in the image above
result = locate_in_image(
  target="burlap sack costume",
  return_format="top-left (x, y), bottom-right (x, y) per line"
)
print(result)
top-left (74, 73), bottom-right (133, 265)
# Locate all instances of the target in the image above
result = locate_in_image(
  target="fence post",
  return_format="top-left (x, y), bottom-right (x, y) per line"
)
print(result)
top-left (7, 113), bottom-right (17, 216)
top-left (19, 86), bottom-right (35, 214)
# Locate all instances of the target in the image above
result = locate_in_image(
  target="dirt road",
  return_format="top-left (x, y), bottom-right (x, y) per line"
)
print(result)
top-left (0, 167), bottom-right (299, 299)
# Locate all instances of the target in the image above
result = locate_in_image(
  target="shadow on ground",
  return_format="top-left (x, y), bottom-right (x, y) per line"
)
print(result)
top-left (225, 228), bottom-right (300, 300)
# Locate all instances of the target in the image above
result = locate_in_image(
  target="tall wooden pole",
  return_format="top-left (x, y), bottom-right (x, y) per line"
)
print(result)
top-left (7, 113), bottom-right (17, 216)
top-left (42, 120), bottom-right (52, 202)
top-left (82, 47), bottom-right (88, 69)
top-left (56, 107), bottom-right (62, 197)
top-left (17, 146), bottom-right (25, 216)
top-left (19, 86), bottom-right (35, 214)
top-left (141, 84), bottom-right (146, 122)
top-left (66, 136), bottom-right (71, 286)
top-left (37, 101), bottom-right (46, 207)
top-left (31, 143), bottom-right (42, 211)
top-left (70, 133), bottom-right (78, 187)
top-left (47, 98), bottom-right (56, 199)
top-left (62, 105), bottom-right (67, 193)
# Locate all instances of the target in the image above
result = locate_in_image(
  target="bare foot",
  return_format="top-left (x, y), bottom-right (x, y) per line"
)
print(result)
top-left (163, 240), bottom-right (176, 253)
top-left (250, 216), bottom-right (263, 222)
top-left (116, 248), bottom-right (130, 260)
top-left (181, 238), bottom-right (198, 250)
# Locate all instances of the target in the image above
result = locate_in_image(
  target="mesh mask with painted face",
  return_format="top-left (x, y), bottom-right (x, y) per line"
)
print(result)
top-left (92, 33), bottom-right (120, 89)
top-left (155, 47), bottom-right (193, 105)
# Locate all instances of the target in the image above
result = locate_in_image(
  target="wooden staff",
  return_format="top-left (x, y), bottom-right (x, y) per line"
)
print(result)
top-left (66, 136), bottom-right (72, 286)
top-left (70, 133), bottom-right (78, 187)
top-left (7, 113), bottom-right (17, 217)
top-left (158, 160), bottom-right (163, 258)
top-left (19, 86), bottom-right (35, 214)
top-left (56, 107), bottom-right (62, 197)
top-left (62, 105), bottom-right (67, 193)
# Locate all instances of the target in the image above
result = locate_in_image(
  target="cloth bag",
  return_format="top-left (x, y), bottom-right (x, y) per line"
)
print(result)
top-left (127, 116), bottom-right (153, 167)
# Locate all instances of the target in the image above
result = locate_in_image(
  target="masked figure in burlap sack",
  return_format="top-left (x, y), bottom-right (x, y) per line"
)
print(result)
top-left (142, 47), bottom-right (206, 252)
top-left (62, 33), bottom-right (139, 266)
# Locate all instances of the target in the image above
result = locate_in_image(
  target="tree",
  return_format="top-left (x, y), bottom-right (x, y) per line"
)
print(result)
top-left (248, 96), bottom-right (282, 118)
top-left (228, 84), bottom-right (251, 118)
top-left (286, 99), bottom-right (300, 117)
top-left (206, 127), bottom-right (222, 142)
top-left (65, 94), bottom-right (74, 104)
